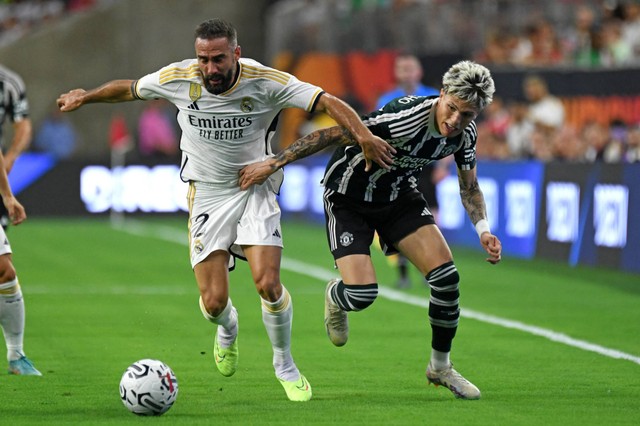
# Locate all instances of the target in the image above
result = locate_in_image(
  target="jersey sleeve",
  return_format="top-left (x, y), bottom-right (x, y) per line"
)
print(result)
top-left (453, 122), bottom-right (478, 171)
top-left (271, 72), bottom-right (324, 113)
top-left (133, 60), bottom-right (199, 101)
top-left (134, 69), bottom-right (171, 101)
top-left (362, 95), bottom-right (432, 140)
top-left (6, 73), bottom-right (29, 122)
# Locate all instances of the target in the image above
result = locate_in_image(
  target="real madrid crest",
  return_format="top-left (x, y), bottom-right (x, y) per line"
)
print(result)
top-left (240, 97), bottom-right (254, 113)
top-left (189, 83), bottom-right (202, 102)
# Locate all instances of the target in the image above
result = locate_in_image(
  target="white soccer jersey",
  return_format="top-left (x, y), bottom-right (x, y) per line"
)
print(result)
top-left (135, 58), bottom-right (323, 185)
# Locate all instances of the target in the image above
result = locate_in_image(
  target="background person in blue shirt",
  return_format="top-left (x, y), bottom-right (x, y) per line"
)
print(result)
top-left (376, 53), bottom-right (439, 109)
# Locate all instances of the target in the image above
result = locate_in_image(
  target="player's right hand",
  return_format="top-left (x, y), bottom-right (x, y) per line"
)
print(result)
top-left (57, 89), bottom-right (87, 112)
top-left (359, 135), bottom-right (395, 171)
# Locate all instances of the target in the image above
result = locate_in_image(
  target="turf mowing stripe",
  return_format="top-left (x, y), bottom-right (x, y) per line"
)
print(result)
top-left (115, 221), bottom-right (640, 366)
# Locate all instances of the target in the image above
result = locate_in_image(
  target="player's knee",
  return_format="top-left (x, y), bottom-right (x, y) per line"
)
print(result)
top-left (199, 293), bottom-right (228, 318)
top-left (333, 281), bottom-right (378, 311)
top-left (253, 274), bottom-right (281, 302)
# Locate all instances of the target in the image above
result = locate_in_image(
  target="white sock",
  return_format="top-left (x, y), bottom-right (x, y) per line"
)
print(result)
top-left (261, 285), bottom-right (298, 382)
top-left (199, 296), bottom-right (238, 348)
top-left (0, 279), bottom-right (25, 362)
top-left (430, 349), bottom-right (451, 371)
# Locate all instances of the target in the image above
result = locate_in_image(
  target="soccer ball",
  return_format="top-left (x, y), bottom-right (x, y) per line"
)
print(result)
top-left (119, 359), bottom-right (178, 416)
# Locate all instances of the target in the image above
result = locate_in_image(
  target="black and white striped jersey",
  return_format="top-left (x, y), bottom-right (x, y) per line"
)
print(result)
top-left (0, 64), bottom-right (30, 144)
top-left (322, 95), bottom-right (478, 203)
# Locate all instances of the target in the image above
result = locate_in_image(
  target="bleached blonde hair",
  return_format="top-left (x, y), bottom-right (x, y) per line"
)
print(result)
top-left (442, 60), bottom-right (495, 109)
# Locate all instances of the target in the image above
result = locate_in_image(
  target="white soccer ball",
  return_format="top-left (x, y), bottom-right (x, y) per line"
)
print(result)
top-left (119, 359), bottom-right (178, 416)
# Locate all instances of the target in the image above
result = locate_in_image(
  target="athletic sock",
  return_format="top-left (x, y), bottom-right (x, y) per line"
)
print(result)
top-left (199, 296), bottom-right (238, 348)
top-left (426, 261), bottom-right (460, 353)
top-left (430, 349), bottom-right (451, 371)
top-left (261, 285), bottom-right (298, 382)
top-left (0, 279), bottom-right (25, 362)
top-left (331, 281), bottom-right (378, 311)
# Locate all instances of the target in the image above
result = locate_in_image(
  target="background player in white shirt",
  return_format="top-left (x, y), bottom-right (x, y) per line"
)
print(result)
top-left (0, 63), bottom-right (41, 376)
top-left (57, 18), bottom-right (394, 401)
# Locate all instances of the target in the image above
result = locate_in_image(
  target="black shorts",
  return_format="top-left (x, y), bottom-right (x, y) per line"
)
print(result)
top-left (323, 188), bottom-right (436, 260)
top-left (417, 164), bottom-right (438, 209)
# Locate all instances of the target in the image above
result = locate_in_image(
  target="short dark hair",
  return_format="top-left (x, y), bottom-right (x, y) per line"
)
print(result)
top-left (194, 19), bottom-right (237, 47)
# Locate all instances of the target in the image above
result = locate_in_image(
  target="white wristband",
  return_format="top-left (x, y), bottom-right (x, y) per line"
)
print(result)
top-left (475, 219), bottom-right (490, 238)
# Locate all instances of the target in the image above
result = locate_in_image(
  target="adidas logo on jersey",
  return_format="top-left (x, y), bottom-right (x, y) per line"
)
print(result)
top-left (272, 229), bottom-right (281, 238)
top-left (421, 207), bottom-right (431, 216)
top-left (188, 102), bottom-right (200, 110)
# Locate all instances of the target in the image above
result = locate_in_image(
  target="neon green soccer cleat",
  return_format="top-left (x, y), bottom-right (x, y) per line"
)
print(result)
top-left (426, 362), bottom-right (481, 400)
top-left (278, 374), bottom-right (312, 402)
top-left (213, 329), bottom-right (238, 377)
top-left (324, 279), bottom-right (349, 346)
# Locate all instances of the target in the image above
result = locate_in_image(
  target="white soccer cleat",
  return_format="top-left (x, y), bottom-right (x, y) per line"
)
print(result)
top-left (426, 362), bottom-right (481, 400)
top-left (324, 279), bottom-right (349, 347)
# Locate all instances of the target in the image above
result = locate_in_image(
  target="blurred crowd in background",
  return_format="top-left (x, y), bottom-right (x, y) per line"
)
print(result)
top-left (474, 76), bottom-right (640, 163)
top-left (266, 0), bottom-right (640, 68)
top-left (0, 0), bottom-right (107, 47)
top-left (267, 0), bottom-right (640, 165)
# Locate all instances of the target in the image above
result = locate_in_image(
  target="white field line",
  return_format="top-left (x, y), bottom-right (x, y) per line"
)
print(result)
top-left (112, 220), bottom-right (640, 366)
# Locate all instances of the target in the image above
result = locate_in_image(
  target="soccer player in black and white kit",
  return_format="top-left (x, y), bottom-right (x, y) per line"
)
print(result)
top-left (57, 19), bottom-right (394, 401)
top-left (240, 60), bottom-right (502, 400)
top-left (0, 63), bottom-right (41, 376)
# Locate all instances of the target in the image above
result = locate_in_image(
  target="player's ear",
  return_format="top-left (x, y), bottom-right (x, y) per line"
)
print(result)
top-left (234, 45), bottom-right (241, 60)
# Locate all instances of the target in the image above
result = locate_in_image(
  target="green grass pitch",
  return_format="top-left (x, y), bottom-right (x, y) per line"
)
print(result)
top-left (1, 217), bottom-right (639, 425)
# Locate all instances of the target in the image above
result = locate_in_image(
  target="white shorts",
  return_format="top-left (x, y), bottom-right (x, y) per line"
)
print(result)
top-left (0, 226), bottom-right (11, 256)
top-left (187, 172), bottom-right (283, 269)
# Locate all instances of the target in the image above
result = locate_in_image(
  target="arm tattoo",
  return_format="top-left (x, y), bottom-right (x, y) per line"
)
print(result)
top-left (458, 174), bottom-right (487, 225)
top-left (274, 126), bottom-right (356, 167)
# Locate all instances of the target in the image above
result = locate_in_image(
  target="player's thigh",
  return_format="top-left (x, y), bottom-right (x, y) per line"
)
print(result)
top-left (396, 224), bottom-right (453, 276)
top-left (335, 254), bottom-right (377, 285)
top-left (233, 182), bottom-right (283, 256)
top-left (194, 249), bottom-right (232, 313)
top-left (188, 182), bottom-right (247, 268)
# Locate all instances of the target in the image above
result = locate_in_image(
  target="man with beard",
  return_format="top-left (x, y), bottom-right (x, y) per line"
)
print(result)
top-left (57, 18), bottom-right (394, 401)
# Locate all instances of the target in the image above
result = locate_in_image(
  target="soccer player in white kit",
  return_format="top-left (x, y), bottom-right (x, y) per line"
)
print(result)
top-left (57, 19), bottom-right (395, 401)
top-left (0, 63), bottom-right (41, 376)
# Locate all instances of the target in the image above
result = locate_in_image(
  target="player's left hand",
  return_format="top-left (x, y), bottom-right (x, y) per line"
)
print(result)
top-left (239, 159), bottom-right (278, 190)
top-left (2, 195), bottom-right (26, 225)
top-left (480, 233), bottom-right (502, 265)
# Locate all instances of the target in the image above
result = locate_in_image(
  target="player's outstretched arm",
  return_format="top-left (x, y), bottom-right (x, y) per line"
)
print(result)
top-left (239, 126), bottom-right (353, 190)
top-left (316, 93), bottom-right (395, 171)
top-left (57, 79), bottom-right (137, 112)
